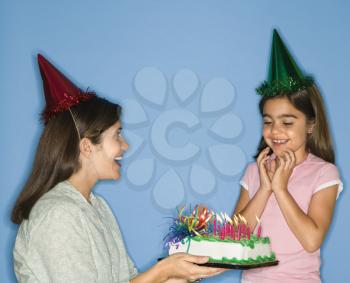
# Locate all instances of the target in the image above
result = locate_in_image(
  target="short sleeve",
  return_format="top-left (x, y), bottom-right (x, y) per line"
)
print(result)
top-left (15, 206), bottom-right (97, 283)
top-left (239, 163), bottom-right (257, 192)
top-left (313, 163), bottom-right (343, 199)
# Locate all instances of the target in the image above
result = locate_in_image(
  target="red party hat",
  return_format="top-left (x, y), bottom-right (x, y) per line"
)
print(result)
top-left (37, 54), bottom-right (94, 123)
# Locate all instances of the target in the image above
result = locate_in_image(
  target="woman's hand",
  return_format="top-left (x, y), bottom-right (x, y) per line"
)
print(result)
top-left (257, 147), bottom-right (274, 192)
top-left (271, 149), bottom-right (296, 193)
top-left (159, 253), bottom-right (225, 282)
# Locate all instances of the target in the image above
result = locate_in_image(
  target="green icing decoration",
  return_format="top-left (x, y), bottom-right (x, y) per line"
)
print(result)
top-left (185, 235), bottom-right (275, 265)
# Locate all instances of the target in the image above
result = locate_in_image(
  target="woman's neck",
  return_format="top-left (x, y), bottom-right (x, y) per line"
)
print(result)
top-left (68, 170), bottom-right (97, 202)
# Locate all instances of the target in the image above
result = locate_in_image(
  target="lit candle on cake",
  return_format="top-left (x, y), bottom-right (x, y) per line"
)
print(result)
top-left (246, 226), bottom-right (251, 240)
top-left (233, 214), bottom-right (239, 240)
top-left (213, 219), bottom-right (217, 236)
top-left (225, 213), bottom-right (232, 239)
top-left (222, 224), bottom-right (226, 239)
top-left (239, 214), bottom-right (246, 237)
top-left (256, 216), bottom-right (262, 238)
top-left (216, 214), bottom-right (223, 239)
top-left (231, 225), bottom-right (235, 240)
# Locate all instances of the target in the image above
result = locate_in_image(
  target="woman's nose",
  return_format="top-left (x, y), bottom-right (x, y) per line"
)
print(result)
top-left (122, 137), bottom-right (129, 151)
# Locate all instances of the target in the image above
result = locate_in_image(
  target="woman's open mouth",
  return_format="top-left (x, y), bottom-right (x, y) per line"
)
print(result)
top-left (114, 156), bottom-right (123, 167)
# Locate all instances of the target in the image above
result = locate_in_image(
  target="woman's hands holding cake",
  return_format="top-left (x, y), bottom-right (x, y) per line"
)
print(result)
top-left (159, 253), bottom-right (225, 282)
top-left (130, 253), bottom-right (225, 283)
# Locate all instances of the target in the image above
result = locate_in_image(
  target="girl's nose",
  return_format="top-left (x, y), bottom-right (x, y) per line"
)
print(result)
top-left (271, 123), bottom-right (281, 134)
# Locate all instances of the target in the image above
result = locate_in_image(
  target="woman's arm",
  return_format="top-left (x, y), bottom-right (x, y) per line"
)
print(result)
top-left (130, 253), bottom-right (224, 283)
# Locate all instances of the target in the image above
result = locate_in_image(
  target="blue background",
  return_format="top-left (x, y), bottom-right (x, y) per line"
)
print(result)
top-left (1, 1), bottom-right (349, 282)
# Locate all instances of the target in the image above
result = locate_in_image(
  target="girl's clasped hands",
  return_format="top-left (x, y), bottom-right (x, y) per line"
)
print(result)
top-left (258, 147), bottom-right (297, 194)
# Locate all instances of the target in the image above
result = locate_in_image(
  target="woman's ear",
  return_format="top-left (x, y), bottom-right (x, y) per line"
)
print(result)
top-left (79, 137), bottom-right (93, 158)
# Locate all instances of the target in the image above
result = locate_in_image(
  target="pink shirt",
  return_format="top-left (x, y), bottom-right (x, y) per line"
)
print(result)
top-left (240, 153), bottom-right (343, 283)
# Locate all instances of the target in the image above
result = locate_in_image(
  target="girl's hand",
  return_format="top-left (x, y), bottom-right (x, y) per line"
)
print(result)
top-left (160, 253), bottom-right (225, 282)
top-left (257, 147), bottom-right (274, 192)
top-left (271, 149), bottom-right (296, 193)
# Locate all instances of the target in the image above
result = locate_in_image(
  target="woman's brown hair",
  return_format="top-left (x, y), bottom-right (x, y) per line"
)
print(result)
top-left (255, 84), bottom-right (335, 163)
top-left (11, 96), bottom-right (122, 224)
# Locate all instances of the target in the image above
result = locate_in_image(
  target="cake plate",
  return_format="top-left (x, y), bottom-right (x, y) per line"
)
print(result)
top-left (200, 260), bottom-right (279, 270)
top-left (158, 258), bottom-right (278, 270)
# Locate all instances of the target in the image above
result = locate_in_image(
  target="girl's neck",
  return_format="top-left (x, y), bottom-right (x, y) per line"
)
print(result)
top-left (294, 149), bottom-right (309, 166)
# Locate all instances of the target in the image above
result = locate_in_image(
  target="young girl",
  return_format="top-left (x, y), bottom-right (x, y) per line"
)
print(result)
top-left (234, 30), bottom-right (343, 283)
top-left (12, 54), bottom-right (224, 283)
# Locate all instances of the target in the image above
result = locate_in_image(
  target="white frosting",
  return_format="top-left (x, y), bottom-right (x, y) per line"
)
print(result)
top-left (169, 237), bottom-right (273, 261)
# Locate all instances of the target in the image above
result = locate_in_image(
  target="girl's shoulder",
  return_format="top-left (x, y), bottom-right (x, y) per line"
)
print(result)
top-left (242, 161), bottom-right (259, 176)
top-left (301, 153), bottom-right (340, 176)
top-left (305, 154), bottom-right (343, 196)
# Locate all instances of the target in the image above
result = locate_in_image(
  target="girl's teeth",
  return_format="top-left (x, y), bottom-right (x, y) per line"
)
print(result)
top-left (273, 139), bottom-right (287, 144)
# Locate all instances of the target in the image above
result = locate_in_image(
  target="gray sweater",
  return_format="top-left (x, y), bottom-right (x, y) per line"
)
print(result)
top-left (14, 181), bottom-right (138, 283)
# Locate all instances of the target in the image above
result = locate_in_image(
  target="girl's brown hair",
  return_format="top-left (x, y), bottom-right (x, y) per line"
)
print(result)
top-left (12, 96), bottom-right (122, 224)
top-left (255, 84), bottom-right (335, 163)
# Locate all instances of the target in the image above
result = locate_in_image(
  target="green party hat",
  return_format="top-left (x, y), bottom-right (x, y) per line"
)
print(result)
top-left (256, 29), bottom-right (313, 97)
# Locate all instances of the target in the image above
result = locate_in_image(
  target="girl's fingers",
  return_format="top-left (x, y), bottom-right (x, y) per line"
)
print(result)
top-left (270, 158), bottom-right (276, 173)
top-left (281, 151), bottom-right (289, 169)
top-left (287, 149), bottom-right (296, 167)
top-left (260, 156), bottom-right (270, 177)
top-left (284, 150), bottom-right (296, 170)
top-left (257, 147), bottom-right (270, 164)
top-left (277, 155), bottom-right (285, 171)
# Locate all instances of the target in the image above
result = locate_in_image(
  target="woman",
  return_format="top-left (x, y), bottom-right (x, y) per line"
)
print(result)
top-left (12, 54), bottom-right (224, 283)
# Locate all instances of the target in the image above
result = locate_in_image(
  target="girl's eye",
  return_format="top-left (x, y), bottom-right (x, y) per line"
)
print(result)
top-left (283, 122), bottom-right (293, 126)
top-left (263, 121), bottom-right (272, 125)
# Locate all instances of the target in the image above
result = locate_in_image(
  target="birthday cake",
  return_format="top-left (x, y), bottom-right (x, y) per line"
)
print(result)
top-left (165, 206), bottom-right (276, 266)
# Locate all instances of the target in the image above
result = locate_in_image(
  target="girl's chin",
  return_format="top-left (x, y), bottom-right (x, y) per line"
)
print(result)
top-left (271, 147), bottom-right (290, 156)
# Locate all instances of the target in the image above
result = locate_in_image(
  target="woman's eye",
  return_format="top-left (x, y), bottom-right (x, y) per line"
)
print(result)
top-left (283, 122), bottom-right (293, 126)
top-left (263, 121), bottom-right (272, 125)
top-left (115, 132), bottom-right (122, 139)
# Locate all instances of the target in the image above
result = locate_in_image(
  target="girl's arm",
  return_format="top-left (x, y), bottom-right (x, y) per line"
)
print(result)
top-left (234, 187), bottom-right (272, 231)
top-left (274, 185), bottom-right (337, 253)
top-left (130, 253), bottom-right (224, 283)
top-left (272, 149), bottom-right (338, 252)
top-left (233, 147), bottom-right (273, 230)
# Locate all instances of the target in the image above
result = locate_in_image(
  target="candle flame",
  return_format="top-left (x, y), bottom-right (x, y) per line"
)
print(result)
top-left (255, 215), bottom-right (260, 223)
top-left (225, 213), bottom-right (233, 225)
top-left (216, 213), bottom-right (223, 224)
top-left (237, 214), bottom-right (247, 224)
top-left (220, 212), bottom-right (226, 222)
top-left (233, 214), bottom-right (239, 226)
